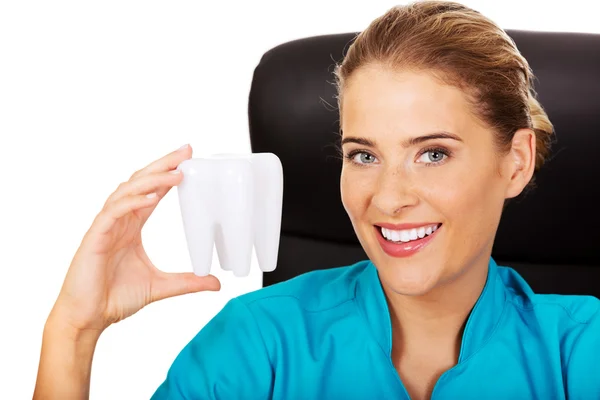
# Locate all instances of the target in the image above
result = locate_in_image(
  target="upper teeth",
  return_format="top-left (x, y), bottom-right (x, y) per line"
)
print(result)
top-left (381, 224), bottom-right (439, 242)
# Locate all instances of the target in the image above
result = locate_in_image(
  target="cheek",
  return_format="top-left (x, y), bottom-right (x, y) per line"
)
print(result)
top-left (423, 161), bottom-right (504, 245)
top-left (340, 168), bottom-right (371, 220)
top-left (340, 169), bottom-right (357, 217)
top-left (420, 160), bottom-right (503, 223)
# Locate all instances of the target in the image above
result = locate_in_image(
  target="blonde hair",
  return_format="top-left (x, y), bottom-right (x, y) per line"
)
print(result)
top-left (334, 1), bottom-right (554, 189)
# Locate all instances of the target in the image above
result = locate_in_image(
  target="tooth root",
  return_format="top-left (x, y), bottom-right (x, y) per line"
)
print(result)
top-left (213, 225), bottom-right (229, 271)
top-left (214, 159), bottom-right (254, 277)
top-left (251, 153), bottom-right (283, 273)
top-left (177, 160), bottom-right (215, 277)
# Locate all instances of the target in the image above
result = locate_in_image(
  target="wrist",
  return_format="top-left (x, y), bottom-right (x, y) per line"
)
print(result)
top-left (45, 308), bottom-right (103, 345)
top-left (35, 307), bottom-right (100, 400)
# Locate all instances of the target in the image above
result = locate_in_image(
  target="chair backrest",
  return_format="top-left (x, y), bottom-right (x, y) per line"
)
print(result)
top-left (248, 30), bottom-right (600, 298)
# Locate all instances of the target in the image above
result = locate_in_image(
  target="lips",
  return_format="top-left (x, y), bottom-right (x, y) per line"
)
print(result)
top-left (374, 223), bottom-right (441, 258)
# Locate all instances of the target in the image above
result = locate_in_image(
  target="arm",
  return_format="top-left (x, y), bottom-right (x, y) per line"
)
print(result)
top-left (151, 298), bottom-right (274, 400)
top-left (33, 312), bottom-right (101, 399)
top-left (32, 144), bottom-right (221, 399)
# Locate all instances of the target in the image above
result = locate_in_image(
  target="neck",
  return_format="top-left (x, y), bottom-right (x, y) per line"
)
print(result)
top-left (384, 255), bottom-right (490, 348)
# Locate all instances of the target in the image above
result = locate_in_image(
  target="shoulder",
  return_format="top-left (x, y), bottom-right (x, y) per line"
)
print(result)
top-left (494, 264), bottom-right (600, 394)
top-left (497, 265), bottom-right (600, 325)
top-left (496, 264), bottom-right (600, 378)
top-left (236, 259), bottom-right (371, 313)
top-left (152, 261), bottom-right (372, 399)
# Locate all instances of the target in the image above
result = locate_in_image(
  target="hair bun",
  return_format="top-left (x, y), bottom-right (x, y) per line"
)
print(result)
top-left (527, 92), bottom-right (555, 171)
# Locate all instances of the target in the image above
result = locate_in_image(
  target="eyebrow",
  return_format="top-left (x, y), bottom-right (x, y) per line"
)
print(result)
top-left (340, 131), bottom-right (463, 148)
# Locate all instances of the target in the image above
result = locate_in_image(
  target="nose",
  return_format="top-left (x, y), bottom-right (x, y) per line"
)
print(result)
top-left (371, 166), bottom-right (419, 216)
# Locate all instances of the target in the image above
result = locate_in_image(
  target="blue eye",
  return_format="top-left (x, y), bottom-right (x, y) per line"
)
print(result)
top-left (357, 152), bottom-right (376, 164)
top-left (345, 151), bottom-right (377, 165)
top-left (417, 148), bottom-right (449, 164)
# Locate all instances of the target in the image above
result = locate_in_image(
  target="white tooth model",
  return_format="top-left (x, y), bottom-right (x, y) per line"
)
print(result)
top-left (176, 153), bottom-right (284, 277)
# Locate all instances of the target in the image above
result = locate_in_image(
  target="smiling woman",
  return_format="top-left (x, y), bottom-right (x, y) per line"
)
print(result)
top-left (33, 1), bottom-right (600, 400)
top-left (338, 65), bottom-right (529, 296)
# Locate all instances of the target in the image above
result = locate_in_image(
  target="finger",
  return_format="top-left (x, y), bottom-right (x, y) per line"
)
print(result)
top-left (92, 192), bottom-right (160, 237)
top-left (150, 273), bottom-right (221, 303)
top-left (104, 170), bottom-right (184, 207)
top-left (102, 144), bottom-right (191, 210)
top-left (129, 144), bottom-right (192, 181)
top-left (133, 183), bottom-right (176, 226)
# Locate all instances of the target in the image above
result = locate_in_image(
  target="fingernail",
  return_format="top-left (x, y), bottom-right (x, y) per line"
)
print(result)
top-left (178, 144), bottom-right (189, 151)
top-left (169, 169), bottom-right (181, 174)
top-left (146, 192), bottom-right (157, 198)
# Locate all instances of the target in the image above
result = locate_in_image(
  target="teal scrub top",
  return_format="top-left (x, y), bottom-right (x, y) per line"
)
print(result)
top-left (151, 258), bottom-right (600, 399)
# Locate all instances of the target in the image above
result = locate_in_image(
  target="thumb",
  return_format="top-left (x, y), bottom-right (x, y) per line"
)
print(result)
top-left (151, 272), bottom-right (221, 302)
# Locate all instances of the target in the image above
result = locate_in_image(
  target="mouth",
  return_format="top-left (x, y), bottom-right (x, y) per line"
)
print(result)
top-left (374, 223), bottom-right (442, 258)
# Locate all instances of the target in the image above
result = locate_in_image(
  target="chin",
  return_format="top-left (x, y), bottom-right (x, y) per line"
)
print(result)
top-left (377, 258), bottom-right (445, 296)
top-left (358, 223), bottom-right (449, 296)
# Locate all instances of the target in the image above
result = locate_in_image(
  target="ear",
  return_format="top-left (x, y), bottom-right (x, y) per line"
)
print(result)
top-left (504, 128), bottom-right (536, 199)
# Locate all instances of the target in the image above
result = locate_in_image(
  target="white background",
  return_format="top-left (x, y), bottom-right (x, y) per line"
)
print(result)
top-left (0, 1), bottom-right (597, 399)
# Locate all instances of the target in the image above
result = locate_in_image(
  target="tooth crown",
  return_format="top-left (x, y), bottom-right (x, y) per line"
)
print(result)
top-left (176, 153), bottom-right (283, 277)
top-left (381, 224), bottom-right (438, 242)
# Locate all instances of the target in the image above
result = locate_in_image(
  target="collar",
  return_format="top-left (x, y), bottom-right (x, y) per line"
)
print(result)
top-left (355, 257), bottom-right (507, 362)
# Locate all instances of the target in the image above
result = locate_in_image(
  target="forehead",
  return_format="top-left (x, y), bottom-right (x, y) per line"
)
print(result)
top-left (340, 65), bottom-right (479, 137)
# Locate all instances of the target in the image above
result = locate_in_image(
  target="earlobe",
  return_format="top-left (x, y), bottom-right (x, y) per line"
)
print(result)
top-left (505, 128), bottom-right (536, 199)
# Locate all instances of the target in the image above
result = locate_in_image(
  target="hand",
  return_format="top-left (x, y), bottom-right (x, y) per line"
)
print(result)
top-left (49, 144), bottom-right (221, 335)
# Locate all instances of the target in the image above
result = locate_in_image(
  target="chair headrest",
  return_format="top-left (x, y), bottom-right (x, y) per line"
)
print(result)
top-left (249, 30), bottom-right (600, 281)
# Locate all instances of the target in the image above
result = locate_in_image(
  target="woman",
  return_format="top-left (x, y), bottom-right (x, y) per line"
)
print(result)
top-left (34, 2), bottom-right (600, 399)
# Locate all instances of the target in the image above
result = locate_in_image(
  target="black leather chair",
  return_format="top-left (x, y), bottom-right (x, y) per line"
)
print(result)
top-left (248, 30), bottom-right (600, 298)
